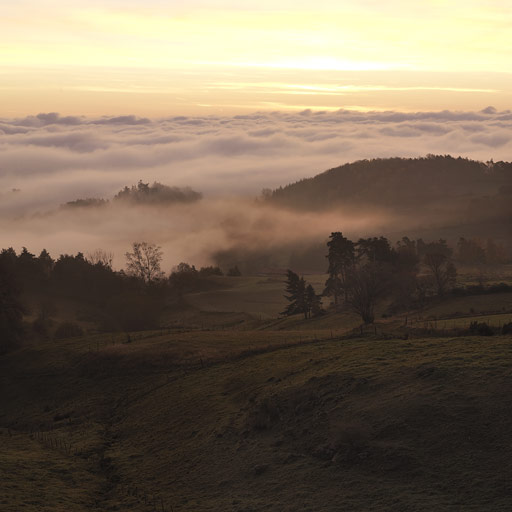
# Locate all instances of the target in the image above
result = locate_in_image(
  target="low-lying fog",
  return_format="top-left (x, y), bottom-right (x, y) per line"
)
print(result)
top-left (1, 107), bottom-right (510, 269)
top-left (0, 199), bottom-right (397, 271)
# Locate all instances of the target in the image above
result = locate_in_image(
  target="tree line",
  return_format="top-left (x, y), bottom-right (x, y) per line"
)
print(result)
top-left (283, 233), bottom-right (461, 324)
top-left (0, 243), bottom-right (240, 353)
top-left (63, 180), bottom-right (202, 209)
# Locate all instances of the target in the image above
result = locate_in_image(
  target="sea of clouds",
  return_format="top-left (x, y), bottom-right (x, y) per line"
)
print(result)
top-left (0, 107), bottom-right (510, 268)
top-left (2, 107), bottom-right (511, 209)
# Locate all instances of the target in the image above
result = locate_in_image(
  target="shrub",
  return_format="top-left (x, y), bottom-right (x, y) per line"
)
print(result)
top-left (469, 321), bottom-right (494, 336)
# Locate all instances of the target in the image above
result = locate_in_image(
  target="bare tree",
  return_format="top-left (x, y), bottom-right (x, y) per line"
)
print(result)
top-left (424, 253), bottom-right (457, 296)
top-left (324, 232), bottom-right (355, 306)
top-left (125, 242), bottom-right (164, 283)
top-left (86, 249), bottom-right (114, 269)
top-left (345, 263), bottom-right (389, 324)
top-left (420, 240), bottom-right (456, 296)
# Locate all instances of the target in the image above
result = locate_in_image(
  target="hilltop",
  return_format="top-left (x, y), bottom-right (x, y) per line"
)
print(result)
top-left (267, 155), bottom-right (512, 222)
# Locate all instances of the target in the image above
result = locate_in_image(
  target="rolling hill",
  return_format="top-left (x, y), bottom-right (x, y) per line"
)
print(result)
top-left (2, 328), bottom-right (512, 511)
top-left (268, 155), bottom-right (512, 222)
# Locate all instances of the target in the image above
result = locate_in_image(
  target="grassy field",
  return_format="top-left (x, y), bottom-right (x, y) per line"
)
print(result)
top-left (4, 270), bottom-right (512, 511)
top-left (0, 430), bottom-right (103, 512)
top-left (2, 326), bottom-right (512, 511)
top-left (185, 274), bottom-right (328, 319)
top-left (184, 273), bottom-right (512, 324)
top-left (455, 264), bottom-right (512, 287)
top-left (421, 293), bottom-right (512, 319)
top-left (407, 312), bottom-right (512, 331)
top-left (23, 271), bottom-right (512, 335)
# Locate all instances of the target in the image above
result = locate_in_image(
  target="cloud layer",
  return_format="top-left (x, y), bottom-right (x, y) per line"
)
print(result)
top-left (1, 107), bottom-right (512, 209)
top-left (0, 107), bottom-right (511, 267)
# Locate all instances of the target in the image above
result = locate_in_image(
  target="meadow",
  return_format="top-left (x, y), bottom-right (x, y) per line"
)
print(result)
top-left (2, 301), bottom-right (512, 511)
top-left (3, 261), bottom-right (512, 511)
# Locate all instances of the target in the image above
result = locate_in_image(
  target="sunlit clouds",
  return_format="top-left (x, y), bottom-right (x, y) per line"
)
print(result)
top-left (1, 1), bottom-right (512, 115)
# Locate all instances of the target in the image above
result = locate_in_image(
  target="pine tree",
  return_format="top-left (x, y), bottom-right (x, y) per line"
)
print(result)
top-left (324, 232), bottom-right (355, 306)
top-left (296, 277), bottom-right (307, 319)
top-left (283, 271), bottom-right (322, 319)
top-left (305, 284), bottom-right (323, 318)
top-left (282, 269), bottom-right (303, 316)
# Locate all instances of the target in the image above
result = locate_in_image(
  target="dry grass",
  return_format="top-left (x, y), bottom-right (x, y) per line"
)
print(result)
top-left (3, 329), bottom-right (512, 511)
top-left (0, 430), bottom-right (102, 512)
top-left (422, 292), bottom-right (512, 319)
top-left (184, 274), bottom-right (328, 319)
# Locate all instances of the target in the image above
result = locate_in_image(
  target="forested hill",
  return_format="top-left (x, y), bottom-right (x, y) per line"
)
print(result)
top-left (268, 155), bottom-right (512, 214)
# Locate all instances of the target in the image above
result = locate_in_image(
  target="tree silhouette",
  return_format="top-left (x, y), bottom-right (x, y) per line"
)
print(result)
top-left (227, 265), bottom-right (241, 277)
top-left (125, 242), bottom-right (164, 283)
top-left (423, 240), bottom-right (457, 296)
top-left (0, 255), bottom-right (25, 353)
top-left (37, 249), bottom-right (54, 279)
top-left (168, 262), bottom-right (199, 299)
top-left (356, 237), bottom-right (393, 264)
top-left (305, 284), bottom-right (323, 318)
top-left (392, 237), bottom-right (420, 310)
top-left (345, 262), bottom-right (389, 324)
top-left (173, 262), bottom-right (197, 274)
top-left (114, 180), bottom-right (202, 204)
top-left (324, 232), bottom-right (355, 306)
top-left (86, 249), bottom-right (114, 269)
top-left (282, 270), bottom-right (304, 316)
top-left (283, 270), bottom-right (322, 319)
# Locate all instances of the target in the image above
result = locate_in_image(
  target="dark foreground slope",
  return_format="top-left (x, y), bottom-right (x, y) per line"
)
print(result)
top-left (2, 331), bottom-right (512, 511)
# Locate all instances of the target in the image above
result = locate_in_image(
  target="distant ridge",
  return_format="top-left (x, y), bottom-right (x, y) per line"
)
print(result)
top-left (268, 155), bottom-right (512, 214)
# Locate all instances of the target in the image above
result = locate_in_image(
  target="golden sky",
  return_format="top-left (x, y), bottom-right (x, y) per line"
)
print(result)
top-left (1, 0), bottom-right (512, 115)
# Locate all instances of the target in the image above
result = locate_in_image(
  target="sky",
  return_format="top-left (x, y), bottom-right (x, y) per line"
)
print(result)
top-left (2, 0), bottom-right (512, 115)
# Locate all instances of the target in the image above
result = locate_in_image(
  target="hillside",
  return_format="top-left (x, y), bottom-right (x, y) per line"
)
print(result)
top-left (268, 155), bottom-right (512, 222)
top-left (2, 328), bottom-right (512, 511)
